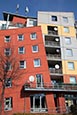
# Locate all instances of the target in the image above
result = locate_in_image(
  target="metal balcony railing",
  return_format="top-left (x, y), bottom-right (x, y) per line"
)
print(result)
top-left (45, 41), bottom-right (60, 46)
top-left (47, 54), bottom-right (61, 59)
top-left (49, 68), bottom-right (62, 74)
top-left (24, 82), bottom-right (77, 92)
top-left (48, 30), bottom-right (58, 35)
top-left (30, 106), bottom-right (70, 114)
top-left (31, 108), bottom-right (48, 113)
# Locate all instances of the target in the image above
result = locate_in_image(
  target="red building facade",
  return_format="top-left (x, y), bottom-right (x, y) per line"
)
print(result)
top-left (0, 12), bottom-right (77, 115)
top-left (0, 12), bottom-right (56, 115)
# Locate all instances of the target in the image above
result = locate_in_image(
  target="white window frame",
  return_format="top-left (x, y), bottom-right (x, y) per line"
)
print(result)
top-left (64, 27), bottom-right (69, 33)
top-left (66, 49), bottom-right (73, 56)
top-left (5, 78), bottom-right (12, 88)
top-left (68, 62), bottom-right (74, 70)
top-left (5, 36), bottom-right (11, 42)
top-left (32, 45), bottom-right (38, 53)
top-left (65, 37), bottom-right (71, 44)
top-left (30, 33), bottom-right (37, 40)
top-left (5, 62), bottom-right (12, 71)
top-left (70, 76), bottom-right (76, 84)
top-left (34, 59), bottom-right (41, 67)
top-left (63, 17), bottom-right (68, 23)
top-left (4, 48), bottom-right (11, 56)
top-left (20, 61), bottom-right (26, 69)
top-left (4, 97), bottom-right (12, 111)
top-left (36, 74), bottom-right (44, 87)
top-left (18, 47), bottom-right (25, 54)
top-left (18, 34), bottom-right (24, 41)
top-left (52, 16), bottom-right (57, 21)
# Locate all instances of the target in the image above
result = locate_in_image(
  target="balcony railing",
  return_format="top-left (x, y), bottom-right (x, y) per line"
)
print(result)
top-left (47, 54), bottom-right (61, 60)
top-left (0, 22), bottom-right (26, 30)
top-left (48, 30), bottom-right (58, 36)
top-left (31, 106), bottom-right (68, 114)
top-left (31, 108), bottom-right (48, 113)
top-left (30, 106), bottom-right (71, 114)
top-left (24, 82), bottom-right (77, 92)
top-left (45, 41), bottom-right (60, 47)
top-left (49, 68), bottom-right (62, 74)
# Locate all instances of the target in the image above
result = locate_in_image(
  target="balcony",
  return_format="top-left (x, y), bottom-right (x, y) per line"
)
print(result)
top-left (47, 54), bottom-right (61, 60)
top-left (48, 30), bottom-right (58, 36)
top-left (0, 22), bottom-right (26, 30)
top-left (49, 68), bottom-right (62, 75)
top-left (45, 41), bottom-right (60, 47)
top-left (47, 26), bottom-right (58, 36)
top-left (31, 108), bottom-right (48, 113)
top-left (24, 82), bottom-right (77, 92)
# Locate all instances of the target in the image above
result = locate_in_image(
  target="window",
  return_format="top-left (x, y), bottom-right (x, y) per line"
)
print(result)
top-left (36, 74), bottom-right (43, 87)
top-left (68, 62), bottom-right (74, 70)
top-left (5, 36), bottom-right (11, 42)
top-left (63, 17), bottom-right (68, 23)
top-left (5, 62), bottom-right (11, 71)
top-left (64, 27), bottom-right (69, 33)
top-left (20, 61), bottom-right (26, 69)
top-left (30, 33), bottom-right (37, 40)
top-left (65, 37), bottom-right (71, 44)
top-left (18, 34), bottom-right (24, 41)
top-left (32, 45), bottom-right (38, 52)
top-left (29, 19), bottom-right (37, 26)
top-left (52, 16), bottom-right (57, 21)
top-left (16, 23), bottom-right (23, 27)
top-left (70, 77), bottom-right (76, 84)
top-left (4, 97), bottom-right (12, 110)
top-left (18, 47), bottom-right (25, 54)
top-left (30, 94), bottom-right (47, 112)
top-left (5, 78), bottom-right (12, 88)
top-left (66, 49), bottom-right (73, 56)
top-left (1, 24), bottom-right (6, 30)
top-left (4, 48), bottom-right (11, 56)
top-left (34, 59), bottom-right (41, 67)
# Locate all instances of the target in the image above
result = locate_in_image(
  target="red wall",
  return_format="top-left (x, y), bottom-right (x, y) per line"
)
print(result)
top-left (12, 16), bottom-right (27, 24)
top-left (0, 26), bottom-right (53, 114)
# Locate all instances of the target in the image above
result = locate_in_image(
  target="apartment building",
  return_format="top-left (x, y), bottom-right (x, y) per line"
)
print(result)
top-left (0, 11), bottom-right (77, 115)
top-left (38, 11), bottom-right (77, 110)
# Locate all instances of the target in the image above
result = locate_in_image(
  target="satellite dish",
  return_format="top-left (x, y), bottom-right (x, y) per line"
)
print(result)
top-left (29, 76), bottom-right (34, 82)
top-left (55, 38), bottom-right (59, 42)
top-left (54, 27), bottom-right (57, 31)
top-left (56, 49), bottom-right (60, 53)
top-left (55, 64), bottom-right (59, 69)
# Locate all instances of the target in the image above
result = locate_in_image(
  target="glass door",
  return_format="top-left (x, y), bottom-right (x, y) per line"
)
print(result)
top-left (36, 74), bottom-right (43, 88)
top-left (30, 94), bottom-right (47, 112)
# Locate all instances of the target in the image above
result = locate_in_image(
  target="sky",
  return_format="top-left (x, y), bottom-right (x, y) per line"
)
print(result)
top-left (0, 0), bottom-right (77, 20)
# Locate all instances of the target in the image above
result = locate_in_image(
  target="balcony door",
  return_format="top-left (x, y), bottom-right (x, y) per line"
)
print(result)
top-left (36, 74), bottom-right (44, 88)
top-left (30, 94), bottom-right (47, 112)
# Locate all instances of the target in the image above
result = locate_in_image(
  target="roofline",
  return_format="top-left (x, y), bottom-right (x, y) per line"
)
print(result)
top-left (3, 11), bottom-right (37, 21)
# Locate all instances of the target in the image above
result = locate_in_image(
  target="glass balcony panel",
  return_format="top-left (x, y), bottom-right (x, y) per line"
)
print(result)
top-left (47, 54), bottom-right (61, 59)
top-left (45, 41), bottom-right (60, 46)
